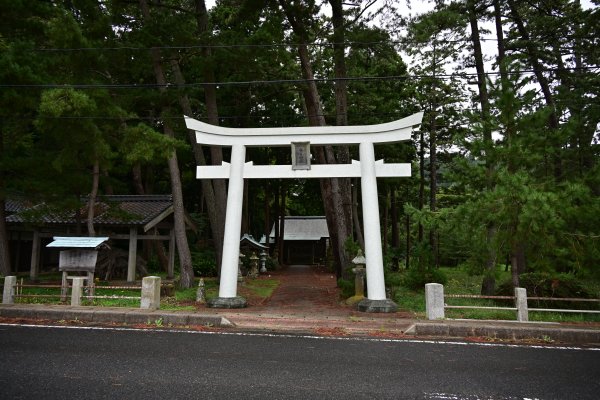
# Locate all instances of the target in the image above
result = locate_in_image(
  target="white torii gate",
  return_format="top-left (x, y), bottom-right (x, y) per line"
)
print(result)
top-left (185, 112), bottom-right (423, 312)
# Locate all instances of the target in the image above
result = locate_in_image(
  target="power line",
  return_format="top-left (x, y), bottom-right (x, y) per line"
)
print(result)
top-left (31, 39), bottom-right (499, 52)
top-left (28, 34), bottom-right (600, 53)
top-left (1, 66), bottom-right (597, 90)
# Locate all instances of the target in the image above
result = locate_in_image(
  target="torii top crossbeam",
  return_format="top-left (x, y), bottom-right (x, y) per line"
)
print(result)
top-left (184, 112), bottom-right (423, 147)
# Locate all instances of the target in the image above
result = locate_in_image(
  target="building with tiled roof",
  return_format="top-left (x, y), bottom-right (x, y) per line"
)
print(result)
top-left (5, 195), bottom-right (185, 281)
top-left (266, 216), bottom-right (329, 265)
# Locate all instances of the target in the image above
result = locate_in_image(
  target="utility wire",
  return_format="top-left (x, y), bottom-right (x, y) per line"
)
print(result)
top-left (28, 34), bottom-right (600, 52)
top-left (1, 66), bottom-right (597, 90)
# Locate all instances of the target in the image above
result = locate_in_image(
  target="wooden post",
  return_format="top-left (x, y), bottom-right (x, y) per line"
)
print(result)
top-left (127, 227), bottom-right (138, 282)
top-left (168, 229), bottom-right (175, 279)
top-left (29, 230), bottom-right (40, 282)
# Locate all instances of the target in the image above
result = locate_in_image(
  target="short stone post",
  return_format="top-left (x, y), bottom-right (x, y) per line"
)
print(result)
top-left (141, 276), bottom-right (161, 310)
top-left (71, 277), bottom-right (85, 306)
top-left (425, 283), bottom-right (445, 320)
top-left (515, 287), bottom-right (529, 322)
top-left (3, 276), bottom-right (16, 304)
top-left (196, 278), bottom-right (206, 304)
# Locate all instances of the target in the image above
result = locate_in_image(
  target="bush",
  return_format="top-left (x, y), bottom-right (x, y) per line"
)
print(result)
top-left (496, 272), bottom-right (597, 310)
top-left (191, 249), bottom-right (218, 277)
top-left (337, 278), bottom-right (355, 299)
top-left (385, 272), bottom-right (403, 288)
top-left (402, 268), bottom-right (448, 291)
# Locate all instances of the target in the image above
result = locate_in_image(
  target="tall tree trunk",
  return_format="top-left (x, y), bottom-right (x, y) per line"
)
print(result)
top-left (0, 128), bottom-right (12, 275)
top-left (278, 184), bottom-right (286, 266)
top-left (132, 163), bottom-right (169, 272)
top-left (170, 59), bottom-right (225, 273)
top-left (383, 189), bottom-right (389, 255)
top-left (429, 106), bottom-right (438, 269)
top-left (162, 1), bottom-right (226, 272)
top-left (264, 181), bottom-right (271, 251)
top-left (86, 159), bottom-right (100, 237)
top-left (139, 0), bottom-right (194, 288)
top-left (351, 179), bottom-right (365, 250)
top-left (496, 0), bottom-right (521, 288)
top-left (0, 200), bottom-right (10, 275)
top-left (329, 0), bottom-right (354, 277)
top-left (273, 183), bottom-right (280, 260)
top-left (390, 188), bottom-right (399, 249)
top-left (429, 40), bottom-right (439, 270)
top-left (279, 0), bottom-right (351, 278)
top-left (418, 127), bottom-right (425, 272)
top-left (469, 0), bottom-right (496, 295)
top-left (507, 0), bottom-right (562, 180)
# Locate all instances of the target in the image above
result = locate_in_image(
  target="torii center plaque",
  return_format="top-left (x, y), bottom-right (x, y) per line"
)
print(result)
top-left (185, 112), bottom-right (423, 312)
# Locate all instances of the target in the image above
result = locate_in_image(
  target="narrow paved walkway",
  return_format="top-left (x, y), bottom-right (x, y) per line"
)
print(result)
top-left (202, 264), bottom-right (415, 335)
top-left (259, 264), bottom-right (343, 313)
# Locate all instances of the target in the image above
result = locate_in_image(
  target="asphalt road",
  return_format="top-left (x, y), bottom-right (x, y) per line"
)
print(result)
top-left (0, 324), bottom-right (598, 400)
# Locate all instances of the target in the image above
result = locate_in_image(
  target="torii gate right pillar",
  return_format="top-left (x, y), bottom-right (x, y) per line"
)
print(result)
top-left (357, 141), bottom-right (397, 312)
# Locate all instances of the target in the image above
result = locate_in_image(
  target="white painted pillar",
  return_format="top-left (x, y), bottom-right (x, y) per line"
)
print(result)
top-left (359, 141), bottom-right (386, 300)
top-left (218, 144), bottom-right (246, 298)
top-left (127, 227), bottom-right (138, 282)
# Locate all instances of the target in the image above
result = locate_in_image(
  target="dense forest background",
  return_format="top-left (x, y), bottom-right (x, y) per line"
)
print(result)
top-left (1, 0), bottom-right (598, 293)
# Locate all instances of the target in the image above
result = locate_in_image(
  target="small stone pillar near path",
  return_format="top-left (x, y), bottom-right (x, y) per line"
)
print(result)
top-left (346, 251), bottom-right (367, 306)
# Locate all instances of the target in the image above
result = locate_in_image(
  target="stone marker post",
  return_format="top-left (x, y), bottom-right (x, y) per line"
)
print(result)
top-left (425, 283), bottom-right (445, 320)
top-left (141, 276), bottom-right (161, 310)
top-left (196, 278), bottom-right (206, 304)
top-left (515, 287), bottom-right (529, 322)
top-left (71, 277), bottom-right (85, 306)
top-left (3, 276), bottom-right (16, 304)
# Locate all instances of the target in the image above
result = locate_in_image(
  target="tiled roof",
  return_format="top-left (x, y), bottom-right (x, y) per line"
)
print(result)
top-left (240, 233), bottom-right (268, 250)
top-left (269, 216), bottom-right (329, 241)
top-left (5, 198), bottom-right (31, 214)
top-left (6, 195), bottom-right (173, 227)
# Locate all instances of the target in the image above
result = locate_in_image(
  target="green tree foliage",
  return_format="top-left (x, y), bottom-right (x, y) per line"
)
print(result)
top-left (0, 0), bottom-right (597, 292)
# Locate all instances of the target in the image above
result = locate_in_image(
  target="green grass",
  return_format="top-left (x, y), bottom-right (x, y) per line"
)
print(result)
top-left (391, 266), bottom-right (600, 323)
top-left (244, 279), bottom-right (279, 298)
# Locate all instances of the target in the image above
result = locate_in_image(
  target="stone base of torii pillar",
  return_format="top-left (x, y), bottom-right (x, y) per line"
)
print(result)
top-left (207, 296), bottom-right (247, 309)
top-left (357, 298), bottom-right (398, 313)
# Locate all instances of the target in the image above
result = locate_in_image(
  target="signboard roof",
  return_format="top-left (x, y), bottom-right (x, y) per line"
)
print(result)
top-left (47, 236), bottom-right (109, 249)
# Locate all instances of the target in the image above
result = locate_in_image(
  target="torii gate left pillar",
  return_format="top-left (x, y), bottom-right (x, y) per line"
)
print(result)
top-left (186, 112), bottom-right (423, 312)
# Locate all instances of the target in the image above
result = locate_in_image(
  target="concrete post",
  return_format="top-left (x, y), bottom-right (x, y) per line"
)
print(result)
top-left (71, 277), bottom-right (85, 306)
top-left (515, 287), bottom-right (529, 322)
top-left (426, 283), bottom-right (445, 320)
top-left (359, 142), bottom-right (386, 301)
top-left (3, 276), bottom-right (16, 304)
top-left (141, 276), bottom-right (161, 310)
top-left (208, 144), bottom-right (247, 308)
top-left (357, 142), bottom-right (397, 312)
